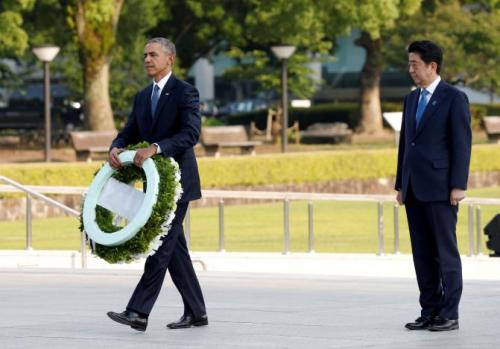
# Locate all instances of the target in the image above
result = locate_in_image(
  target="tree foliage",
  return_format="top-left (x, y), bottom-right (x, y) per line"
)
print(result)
top-left (386, 0), bottom-right (500, 95)
top-left (2, 0), bottom-right (499, 131)
top-left (0, 0), bottom-right (34, 57)
top-left (0, 0), bottom-right (35, 83)
top-left (223, 0), bottom-right (333, 99)
top-left (320, 0), bottom-right (422, 133)
top-left (148, 0), bottom-right (246, 70)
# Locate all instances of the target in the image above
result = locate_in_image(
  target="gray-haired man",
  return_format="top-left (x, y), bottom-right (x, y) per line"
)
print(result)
top-left (107, 38), bottom-right (207, 332)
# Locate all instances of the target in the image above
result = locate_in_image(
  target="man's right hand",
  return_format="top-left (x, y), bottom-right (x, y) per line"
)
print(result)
top-left (109, 147), bottom-right (124, 169)
top-left (396, 191), bottom-right (404, 206)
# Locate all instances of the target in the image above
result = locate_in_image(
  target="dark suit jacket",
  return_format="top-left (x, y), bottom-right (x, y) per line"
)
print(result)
top-left (395, 80), bottom-right (472, 202)
top-left (110, 75), bottom-right (201, 202)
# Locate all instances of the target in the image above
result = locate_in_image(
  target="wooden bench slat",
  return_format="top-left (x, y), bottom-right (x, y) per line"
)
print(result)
top-left (201, 126), bottom-right (262, 157)
top-left (483, 116), bottom-right (500, 143)
top-left (70, 131), bottom-right (117, 162)
top-left (88, 146), bottom-right (110, 152)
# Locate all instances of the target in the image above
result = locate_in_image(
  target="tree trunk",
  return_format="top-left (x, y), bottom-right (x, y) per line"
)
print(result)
top-left (355, 31), bottom-right (383, 134)
top-left (74, 0), bottom-right (124, 131)
top-left (84, 61), bottom-right (115, 130)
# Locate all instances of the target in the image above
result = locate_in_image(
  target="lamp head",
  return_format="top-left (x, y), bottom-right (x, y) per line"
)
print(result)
top-left (32, 46), bottom-right (60, 62)
top-left (271, 45), bottom-right (296, 60)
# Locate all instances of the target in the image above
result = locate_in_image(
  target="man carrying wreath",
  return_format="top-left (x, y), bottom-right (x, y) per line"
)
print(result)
top-left (106, 37), bottom-right (207, 332)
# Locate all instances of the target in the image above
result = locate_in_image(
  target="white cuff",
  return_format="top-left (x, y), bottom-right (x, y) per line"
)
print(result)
top-left (153, 143), bottom-right (162, 154)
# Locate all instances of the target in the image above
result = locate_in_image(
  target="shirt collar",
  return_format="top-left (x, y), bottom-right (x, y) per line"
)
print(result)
top-left (422, 75), bottom-right (441, 95)
top-left (152, 71), bottom-right (172, 93)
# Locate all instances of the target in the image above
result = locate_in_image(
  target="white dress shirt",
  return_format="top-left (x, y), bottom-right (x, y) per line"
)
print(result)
top-left (152, 71), bottom-right (172, 154)
top-left (420, 75), bottom-right (441, 104)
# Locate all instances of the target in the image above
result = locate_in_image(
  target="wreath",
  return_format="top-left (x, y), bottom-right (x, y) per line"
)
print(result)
top-left (79, 142), bottom-right (182, 263)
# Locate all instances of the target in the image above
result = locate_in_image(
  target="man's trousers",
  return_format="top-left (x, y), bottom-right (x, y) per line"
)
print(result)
top-left (127, 202), bottom-right (206, 317)
top-left (405, 186), bottom-right (462, 320)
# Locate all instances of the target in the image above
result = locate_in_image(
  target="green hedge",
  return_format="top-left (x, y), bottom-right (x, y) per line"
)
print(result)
top-left (484, 104), bottom-right (500, 115)
top-left (0, 162), bottom-right (101, 187)
top-left (1, 145), bottom-right (500, 188)
top-left (225, 102), bottom-right (500, 131)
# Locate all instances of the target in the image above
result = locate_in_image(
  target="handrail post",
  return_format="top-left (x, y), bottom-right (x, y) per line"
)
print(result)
top-left (476, 205), bottom-right (482, 256)
top-left (393, 204), bottom-right (399, 254)
top-left (25, 193), bottom-right (32, 250)
top-left (184, 205), bottom-right (191, 249)
top-left (284, 198), bottom-right (290, 254)
top-left (468, 204), bottom-right (474, 257)
top-left (80, 193), bottom-right (87, 268)
top-left (218, 199), bottom-right (225, 252)
top-left (80, 230), bottom-right (87, 269)
top-left (308, 201), bottom-right (314, 253)
top-left (377, 202), bottom-right (384, 256)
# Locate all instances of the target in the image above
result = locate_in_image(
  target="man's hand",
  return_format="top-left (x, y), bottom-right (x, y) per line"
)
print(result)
top-left (133, 144), bottom-right (158, 167)
top-left (109, 147), bottom-right (124, 169)
top-left (396, 190), bottom-right (404, 206)
top-left (450, 188), bottom-right (465, 206)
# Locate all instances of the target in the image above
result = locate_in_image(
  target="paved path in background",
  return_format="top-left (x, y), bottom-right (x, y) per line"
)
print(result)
top-left (1, 269), bottom-right (499, 348)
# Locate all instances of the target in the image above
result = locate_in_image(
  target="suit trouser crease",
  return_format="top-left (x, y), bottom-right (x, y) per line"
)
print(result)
top-left (126, 202), bottom-right (206, 317)
top-left (405, 186), bottom-right (462, 320)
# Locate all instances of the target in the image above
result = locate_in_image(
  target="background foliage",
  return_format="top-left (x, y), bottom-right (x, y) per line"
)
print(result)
top-left (0, 0), bottom-right (499, 131)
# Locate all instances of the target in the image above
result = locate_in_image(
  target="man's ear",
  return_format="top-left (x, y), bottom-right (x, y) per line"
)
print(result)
top-left (430, 61), bottom-right (438, 73)
top-left (169, 54), bottom-right (176, 67)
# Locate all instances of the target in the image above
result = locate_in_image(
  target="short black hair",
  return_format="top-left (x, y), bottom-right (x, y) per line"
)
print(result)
top-left (408, 40), bottom-right (443, 74)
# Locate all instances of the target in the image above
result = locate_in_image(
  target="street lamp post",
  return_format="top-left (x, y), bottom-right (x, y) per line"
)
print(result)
top-left (32, 46), bottom-right (60, 162)
top-left (271, 45), bottom-right (296, 153)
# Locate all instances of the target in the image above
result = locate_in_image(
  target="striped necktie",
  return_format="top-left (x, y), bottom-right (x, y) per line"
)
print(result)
top-left (151, 84), bottom-right (160, 119)
top-left (415, 89), bottom-right (429, 127)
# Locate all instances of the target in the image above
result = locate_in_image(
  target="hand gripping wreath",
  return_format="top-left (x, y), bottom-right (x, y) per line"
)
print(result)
top-left (79, 142), bottom-right (182, 264)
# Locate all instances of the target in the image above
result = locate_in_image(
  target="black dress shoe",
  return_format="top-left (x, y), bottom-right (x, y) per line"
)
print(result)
top-left (428, 317), bottom-right (459, 331)
top-left (166, 314), bottom-right (208, 329)
top-left (107, 310), bottom-right (148, 332)
top-left (405, 316), bottom-right (435, 330)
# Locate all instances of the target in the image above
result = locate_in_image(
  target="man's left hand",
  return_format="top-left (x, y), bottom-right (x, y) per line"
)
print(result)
top-left (450, 188), bottom-right (466, 206)
top-left (133, 144), bottom-right (158, 167)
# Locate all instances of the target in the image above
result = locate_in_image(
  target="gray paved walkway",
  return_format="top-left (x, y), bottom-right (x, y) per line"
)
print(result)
top-left (1, 269), bottom-right (499, 348)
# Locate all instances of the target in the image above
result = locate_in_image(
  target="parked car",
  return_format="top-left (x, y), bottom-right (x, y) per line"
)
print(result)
top-left (0, 84), bottom-right (83, 145)
top-left (217, 98), bottom-right (275, 117)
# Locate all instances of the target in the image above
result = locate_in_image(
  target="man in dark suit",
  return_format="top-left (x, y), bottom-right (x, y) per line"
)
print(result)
top-left (106, 37), bottom-right (207, 332)
top-left (395, 40), bottom-right (471, 332)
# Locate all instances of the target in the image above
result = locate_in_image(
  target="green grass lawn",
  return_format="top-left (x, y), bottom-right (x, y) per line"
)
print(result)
top-left (1, 187), bottom-right (499, 254)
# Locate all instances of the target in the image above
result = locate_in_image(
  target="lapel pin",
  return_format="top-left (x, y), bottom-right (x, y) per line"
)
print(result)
top-left (165, 92), bottom-right (170, 96)
top-left (432, 100), bottom-right (437, 106)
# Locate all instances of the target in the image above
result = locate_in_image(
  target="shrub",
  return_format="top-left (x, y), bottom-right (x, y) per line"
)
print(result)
top-left (1, 145), bottom-right (499, 188)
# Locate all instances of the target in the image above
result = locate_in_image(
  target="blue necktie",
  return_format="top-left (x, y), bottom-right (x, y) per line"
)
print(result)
top-left (151, 84), bottom-right (160, 119)
top-left (415, 88), bottom-right (429, 127)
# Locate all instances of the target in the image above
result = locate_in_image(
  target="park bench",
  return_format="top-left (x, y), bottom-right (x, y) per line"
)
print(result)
top-left (483, 116), bottom-right (500, 143)
top-left (300, 122), bottom-right (352, 144)
top-left (70, 130), bottom-right (117, 162)
top-left (200, 125), bottom-right (261, 157)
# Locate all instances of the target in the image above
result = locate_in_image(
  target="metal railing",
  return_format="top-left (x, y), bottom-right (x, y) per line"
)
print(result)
top-left (1, 180), bottom-right (500, 260)
top-left (191, 190), bottom-right (498, 256)
top-left (0, 176), bottom-right (86, 268)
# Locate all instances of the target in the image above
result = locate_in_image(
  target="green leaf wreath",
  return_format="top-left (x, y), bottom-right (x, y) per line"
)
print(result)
top-left (79, 142), bottom-right (182, 263)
